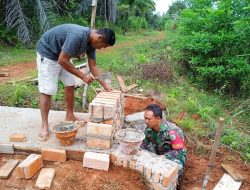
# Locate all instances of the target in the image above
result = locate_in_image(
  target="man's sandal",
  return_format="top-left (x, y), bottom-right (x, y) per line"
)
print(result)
top-left (38, 132), bottom-right (49, 141)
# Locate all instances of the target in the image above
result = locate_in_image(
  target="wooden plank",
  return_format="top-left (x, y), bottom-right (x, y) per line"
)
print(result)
top-left (117, 76), bottom-right (127, 92)
top-left (125, 84), bottom-right (138, 92)
top-left (213, 173), bottom-right (242, 190)
top-left (0, 160), bottom-right (20, 179)
top-left (221, 164), bottom-right (244, 181)
top-left (0, 73), bottom-right (10, 77)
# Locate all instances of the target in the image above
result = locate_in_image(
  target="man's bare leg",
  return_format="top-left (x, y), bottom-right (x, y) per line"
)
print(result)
top-left (39, 93), bottom-right (51, 135)
top-left (64, 86), bottom-right (78, 121)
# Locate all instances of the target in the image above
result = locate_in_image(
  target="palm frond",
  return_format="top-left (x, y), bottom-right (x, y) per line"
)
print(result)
top-left (36, 0), bottom-right (51, 32)
top-left (76, 0), bottom-right (92, 15)
top-left (4, 0), bottom-right (31, 44)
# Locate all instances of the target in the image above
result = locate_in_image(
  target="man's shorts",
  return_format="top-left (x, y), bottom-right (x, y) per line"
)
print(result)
top-left (36, 52), bottom-right (75, 95)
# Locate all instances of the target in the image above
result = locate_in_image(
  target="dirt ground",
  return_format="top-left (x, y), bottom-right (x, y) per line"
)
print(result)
top-left (180, 144), bottom-right (250, 190)
top-left (0, 154), bottom-right (147, 190)
top-left (0, 62), bottom-right (36, 84)
top-left (0, 145), bottom-right (249, 190)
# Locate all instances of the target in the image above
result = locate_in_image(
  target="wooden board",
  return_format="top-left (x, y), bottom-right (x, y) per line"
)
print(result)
top-left (125, 84), bottom-right (138, 92)
top-left (213, 173), bottom-right (242, 190)
top-left (221, 164), bottom-right (244, 181)
top-left (0, 159), bottom-right (20, 179)
top-left (117, 76), bottom-right (127, 92)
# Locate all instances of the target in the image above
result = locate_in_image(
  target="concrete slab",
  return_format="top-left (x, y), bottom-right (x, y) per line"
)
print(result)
top-left (0, 106), bottom-right (118, 154)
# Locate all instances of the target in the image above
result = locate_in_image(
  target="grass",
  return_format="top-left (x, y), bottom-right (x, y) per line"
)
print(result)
top-left (0, 46), bottom-right (35, 66)
top-left (0, 29), bottom-right (249, 161)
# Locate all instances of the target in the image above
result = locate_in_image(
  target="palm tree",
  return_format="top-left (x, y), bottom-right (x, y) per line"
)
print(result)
top-left (119, 0), bottom-right (155, 17)
top-left (1, 0), bottom-right (92, 45)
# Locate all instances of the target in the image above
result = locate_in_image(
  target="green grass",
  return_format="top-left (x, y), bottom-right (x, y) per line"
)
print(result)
top-left (0, 30), bottom-right (249, 161)
top-left (0, 46), bottom-right (35, 66)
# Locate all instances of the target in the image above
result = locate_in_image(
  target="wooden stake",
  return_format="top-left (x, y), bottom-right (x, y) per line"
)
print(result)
top-left (202, 117), bottom-right (224, 190)
top-left (82, 0), bottom-right (98, 109)
top-left (91, 0), bottom-right (98, 29)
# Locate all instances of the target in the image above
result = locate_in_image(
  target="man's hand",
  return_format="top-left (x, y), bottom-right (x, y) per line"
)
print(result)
top-left (103, 84), bottom-right (113, 92)
top-left (82, 75), bottom-right (94, 84)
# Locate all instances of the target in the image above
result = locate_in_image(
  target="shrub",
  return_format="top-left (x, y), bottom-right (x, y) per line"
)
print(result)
top-left (174, 0), bottom-right (250, 96)
top-left (128, 16), bottom-right (148, 29)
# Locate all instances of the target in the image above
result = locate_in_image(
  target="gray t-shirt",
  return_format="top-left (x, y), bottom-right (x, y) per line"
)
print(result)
top-left (37, 24), bottom-right (95, 60)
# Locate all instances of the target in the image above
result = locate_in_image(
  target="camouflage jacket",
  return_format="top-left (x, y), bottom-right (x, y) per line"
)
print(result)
top-left (140, 120), bottom-right (187, 174)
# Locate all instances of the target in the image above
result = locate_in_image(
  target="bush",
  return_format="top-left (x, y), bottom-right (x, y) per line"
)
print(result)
top-left (128, 16), bottom-right (148, 29)
top-left (174, 0), bottom-right (250, 96)
top-left (0, 25), bottom-right (18, 46)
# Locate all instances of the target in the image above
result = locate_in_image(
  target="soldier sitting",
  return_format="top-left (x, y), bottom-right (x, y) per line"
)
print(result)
top-left (140, 104), bottom-right (187, 176)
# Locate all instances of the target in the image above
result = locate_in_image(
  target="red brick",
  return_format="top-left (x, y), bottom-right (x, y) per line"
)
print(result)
top-left (83, 152), bottom-right (110, 171)
top-left (123, 157), bottom-right (128, 168)
top-left (86, 137), bottom-right (111, 149)
top-left (162, 165), bottom-right (178, 187)
top-left (86, 122), bottom-right (112, 137)
top-left (89, 102), bottom-right (116, 120)
top-left (35, 168), bottom-right (55, 189)
top-left (0, 160), bottom-right (20, 179)
top-left (103, 119), bottom-right (114, 125)
top-left (110, 154), bottom-right (116, 164)
top-left (9, 133), bottom-right (26, 142)
top-left (17, 154), bottom-right (43, 179)
top-left (41, 147), bottom-right (66, 162)
top-left (129, 160), bottom-right (136, 170)
top-left (153, 172), bottom-right (161, 183)
top-left (145, 167), bottom-right (152, 180)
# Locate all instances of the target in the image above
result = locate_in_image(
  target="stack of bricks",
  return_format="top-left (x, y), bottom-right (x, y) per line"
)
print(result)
top-left (111, 148), bottom-right (179, 190)
top-left (86, 91), bottom-right (124, 149)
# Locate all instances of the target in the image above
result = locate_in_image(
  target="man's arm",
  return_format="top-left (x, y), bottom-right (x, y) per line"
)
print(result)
top-left (88, 57), bottom-right (112, 91)
top-left (58, 51), bottom-right (93, 84)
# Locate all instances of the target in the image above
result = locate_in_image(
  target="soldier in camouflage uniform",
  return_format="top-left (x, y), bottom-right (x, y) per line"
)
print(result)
top-left (140, 104), bottom-right (187, 176)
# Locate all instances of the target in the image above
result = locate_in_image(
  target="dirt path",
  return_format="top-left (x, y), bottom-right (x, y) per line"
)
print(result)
top-left (0, 62), bottom-right (36, 84)
top-left (0, 31), bottom-right (166, 85)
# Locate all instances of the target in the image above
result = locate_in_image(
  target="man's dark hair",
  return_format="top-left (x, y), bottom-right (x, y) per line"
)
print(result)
top-left (97, 28), bottom-right (115, 46)
top-left (146, 104), bottom-right (162, 119)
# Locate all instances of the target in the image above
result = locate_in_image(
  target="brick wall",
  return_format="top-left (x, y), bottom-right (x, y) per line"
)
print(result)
top-left (111, 148), bottom-right (178, 190)
top-left (86, 91), bottom-right (124, 149)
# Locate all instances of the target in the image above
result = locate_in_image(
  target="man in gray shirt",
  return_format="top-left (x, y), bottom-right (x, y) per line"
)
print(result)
top-left (36, 24), bottom-right (115, 141)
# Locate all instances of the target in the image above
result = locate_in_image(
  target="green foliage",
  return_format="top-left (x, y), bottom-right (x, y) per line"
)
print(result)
top-left (173, 0), bottom-right (250, 96)
top-left (0, 45), bottom-right (35, 66)
top-left (0, 25), bottom-right (19, 46)
top-left (221, 127), bottom-right (250, 160)
top-left (167, 0), bottom-right (186, 16)
top-left (0, 82), bottom-right (38, 107)
top-left (128, 16), bottom-right (148, 29)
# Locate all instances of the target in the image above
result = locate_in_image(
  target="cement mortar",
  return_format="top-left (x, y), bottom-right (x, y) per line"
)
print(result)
top-left (116, 129), bottom-right (145, 142)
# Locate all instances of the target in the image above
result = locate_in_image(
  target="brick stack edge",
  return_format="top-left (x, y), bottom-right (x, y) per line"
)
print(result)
top-left (86, 91), bottom-right (124, 149)
top-left (111, 148), bottom-right (179, 190)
